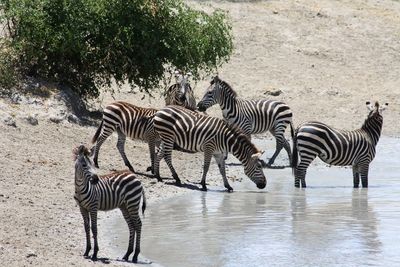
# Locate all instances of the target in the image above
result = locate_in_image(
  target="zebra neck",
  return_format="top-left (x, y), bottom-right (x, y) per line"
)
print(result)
top-left (218, 91), bottom-right (238, 117)
top-left (226, 131), bottom-right (255, 166)
top-left (75, 170), bottom-right (94, 195)
top-left (361, 118), bottom-right (382, 145)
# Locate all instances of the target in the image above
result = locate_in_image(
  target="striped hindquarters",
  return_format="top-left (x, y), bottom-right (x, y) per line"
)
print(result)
top-left (95, 101), bottom-right (158, 142)
top-left (236, 99), bottom-right (293, 134)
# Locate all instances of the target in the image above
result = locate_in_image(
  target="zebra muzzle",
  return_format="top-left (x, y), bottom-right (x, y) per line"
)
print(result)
top-left (257, 181), bottom-right (266, 189)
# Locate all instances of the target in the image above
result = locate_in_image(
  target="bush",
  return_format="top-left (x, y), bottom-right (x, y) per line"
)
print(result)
top-left (0, 0), bottom-right (233, 98)
top-left (0, 39), bottom-right (19, 92)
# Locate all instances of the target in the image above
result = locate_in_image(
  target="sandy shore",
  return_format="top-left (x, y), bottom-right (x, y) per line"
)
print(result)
top-left (1, 0), bottom-right (399, 266)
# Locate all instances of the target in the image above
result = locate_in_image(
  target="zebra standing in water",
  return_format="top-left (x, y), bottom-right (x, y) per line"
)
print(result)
top-left (292, 101), bottom-right (388, 188)
top-left (153, 105), bottom-right (267, 191)
top-left (164, 70), bottom-right (196, 110)
top-left (73, 145), bottom-right (146, 263)
top-left (91, 101), bottom-right (158, 173)
top-left (197, 76), bottom-right (293, 166)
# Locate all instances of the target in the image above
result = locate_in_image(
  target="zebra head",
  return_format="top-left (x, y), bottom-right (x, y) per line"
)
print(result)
top-left (366, 101), bottom-right (388, 123)
top-left (243, 150), bottom-right (267, 189)
top-left (363, 101), bottom-right (388, 144)
top-left (73, 145), bottom-right (98, 184)
top-left (197, 76), bottom-right (221, 112)
top-left (174, 70), bottom-right (192, 103)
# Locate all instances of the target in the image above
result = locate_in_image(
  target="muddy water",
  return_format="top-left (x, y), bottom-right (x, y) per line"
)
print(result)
top-left (110, 137), bottom-right (400, 267)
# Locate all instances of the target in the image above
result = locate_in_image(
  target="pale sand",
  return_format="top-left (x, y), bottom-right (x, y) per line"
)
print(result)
top-left (1, 0), bottom-right (399, 266)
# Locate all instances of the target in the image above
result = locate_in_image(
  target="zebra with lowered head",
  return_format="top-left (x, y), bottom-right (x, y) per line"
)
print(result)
top-left (164, 70), bottom-right (196, 110)
top-left (292, 101), bottom-right (388, 188)
top-left (73, 145), bottom-right (146, 263)
top-left (153, 105), bottom-right (267, 191)
top-left (91, 101), bottom-right (159, 173)
top-left (197, 76), bottom-right (294, 167)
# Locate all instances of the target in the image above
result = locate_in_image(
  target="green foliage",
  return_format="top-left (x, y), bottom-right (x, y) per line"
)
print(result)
top-left (0, 0), bottom-right (233, 98)
top-left (0, 39), bottom-right (19, 92)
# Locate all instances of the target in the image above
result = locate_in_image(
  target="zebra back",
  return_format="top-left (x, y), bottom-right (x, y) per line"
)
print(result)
top-left (93, 101), bottom-right (158, 143)
top-left (198, 76), bottom-right (293, 135)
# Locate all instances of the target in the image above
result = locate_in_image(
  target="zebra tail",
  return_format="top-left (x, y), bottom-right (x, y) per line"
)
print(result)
top-left (91, 120), bottom-right (104, 144)
top-left (291, 131), bottom-right (298, 175)
top-left (141, 189), bottom-right (147, 217)
top-left (290, 121), bottom-right (295, 140)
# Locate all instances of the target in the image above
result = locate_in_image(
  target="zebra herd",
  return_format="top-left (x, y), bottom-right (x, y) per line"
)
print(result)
top-left (73, 71), bottom-right (388, 262)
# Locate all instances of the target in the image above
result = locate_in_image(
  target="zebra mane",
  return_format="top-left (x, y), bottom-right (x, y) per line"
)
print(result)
top-left (219, 80), bottom-right (238, 97)
top-left (72, 145), bottom-right (91, 161)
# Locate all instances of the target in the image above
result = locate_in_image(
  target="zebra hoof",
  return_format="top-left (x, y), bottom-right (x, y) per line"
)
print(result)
top-left (201, 185), bottom-right (207, 191)
top-left (175, 179), bottom-right (182, 186)
top-left (226, 187), bottom-right (233, 192)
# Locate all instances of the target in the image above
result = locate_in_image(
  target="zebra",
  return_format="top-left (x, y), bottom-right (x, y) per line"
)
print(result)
top-left (73, 145), bottom-right (146, 263)
top-left (197, 76), bottom-right (294, 167)
top-left (164, 70), bottom-right (196, 111)
top-left (152, 105), bottom-right (267, 191)
top-left (91, 101), bottom-right (159, 174)
top-left (292, 101), bottom-right (388, 188)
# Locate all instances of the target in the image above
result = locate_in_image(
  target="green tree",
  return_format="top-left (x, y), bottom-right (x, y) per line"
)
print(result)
top-left (0, 0), bottom-right (233, 98)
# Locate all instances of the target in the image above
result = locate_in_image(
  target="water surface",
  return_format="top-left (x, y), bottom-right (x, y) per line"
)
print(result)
top-left (110, 137), bottom-right (400, 267)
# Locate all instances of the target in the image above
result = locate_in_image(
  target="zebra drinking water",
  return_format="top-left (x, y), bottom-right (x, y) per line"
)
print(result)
top-left (73, 145), bottom-right (146, 263)
top-left (292, 101), bottom-right (388, 188)
top-left (91, 101), bottom-right (158, 173)
top-left (197, 76), bottom-right (293, 166)
top-left (152, 105), bottom-right (267, 191)
top-left (164, 70), bottom-right (196, 110)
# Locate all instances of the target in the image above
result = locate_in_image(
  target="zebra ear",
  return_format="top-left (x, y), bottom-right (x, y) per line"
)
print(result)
top-left (379, 102), bottom-right (389, 112)
top-left (89, 147), bottom-right (95, 157)
top-left (366, 101), bottom-right (374, 111)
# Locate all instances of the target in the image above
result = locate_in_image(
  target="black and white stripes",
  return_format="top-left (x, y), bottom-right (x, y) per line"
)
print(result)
top-left (153, 105), bottom-right (267, 191)
top-left (74, 145), bottom-right (145, 263)
top-left (91, 101), bottom-right (159, 173)
top-left (292, 101), bottom-right (388, 188)
top-left (197, 76), bottom-right (293, 166)
top-left (164, 71), bottom-right (196, 110)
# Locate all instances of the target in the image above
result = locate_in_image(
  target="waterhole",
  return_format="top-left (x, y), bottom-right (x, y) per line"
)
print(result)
top-left (107, 137), bottom-right (400, 267)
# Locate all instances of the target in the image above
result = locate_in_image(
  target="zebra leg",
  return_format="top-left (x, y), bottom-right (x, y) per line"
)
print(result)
top-left (132, 213), bottom-right (142, 263)
top-left (92, 127), bottom-right (114, 168)
top-left (200, 149), bottom-right (213, 191)
top-left (120, 205), bottom-right (135, 261)
top-left (294, 153), bottom-right (316, 188)
top-left (163, 142), bottom-right (181, 186)
top-left (79, 206), bottom-right (91, 257)
top-left (353, 166), bottom-right (360, 188)
top-left (360, 165), bottom-right (370, 188)
top-left (89, 210), bottom-right (99, 261)
top-left (117, 129), bottom-right (135, 173)
top-left (214, 153), bottom-right (233, 192)
top-left (146, 138), bottom-right (156, 174)
top-left (154, 142), bottom-right (165, 182)
top-left (268, 127), bottom-right (289, 166)
top-left (92, 137), bottom-right (106, 169)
